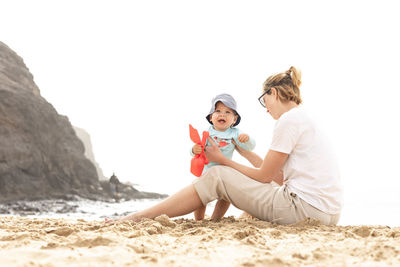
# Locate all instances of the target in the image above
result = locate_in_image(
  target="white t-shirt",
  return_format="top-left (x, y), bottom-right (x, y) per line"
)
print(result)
top-left (270, 107), bottom-right (343, 214)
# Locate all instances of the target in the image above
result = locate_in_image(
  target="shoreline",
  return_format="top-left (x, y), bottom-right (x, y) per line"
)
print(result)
top-left (1, 215), bottom-right (399, 266)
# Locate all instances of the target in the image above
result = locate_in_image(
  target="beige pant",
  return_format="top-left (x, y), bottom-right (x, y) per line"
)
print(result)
top-left (193, 165), bottom-right (340, 225)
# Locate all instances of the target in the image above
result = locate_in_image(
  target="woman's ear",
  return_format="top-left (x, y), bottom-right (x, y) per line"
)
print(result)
top-left (270, 87), bottom-right (279, 101)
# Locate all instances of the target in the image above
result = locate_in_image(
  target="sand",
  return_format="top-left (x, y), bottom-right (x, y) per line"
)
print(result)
top-left (0, 215), bottom-right (399, 266)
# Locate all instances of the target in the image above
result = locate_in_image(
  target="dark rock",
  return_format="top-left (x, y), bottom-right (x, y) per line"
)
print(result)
top-left (99, 180), bottom-right (168, 201)
top-left (0, 42), bottom-right (103, 202)
top-left (56, 204), bottom-right (79, 214)
top-left (0, 199), bottom-right (79, 215)
top-left (0, 207), bottom-right (10, 214)
top-left (0, 41), bottom-right (167, 203)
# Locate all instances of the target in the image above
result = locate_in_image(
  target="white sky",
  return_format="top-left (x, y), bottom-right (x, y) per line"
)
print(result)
top-left (2, 1), bottom-right (400, 215)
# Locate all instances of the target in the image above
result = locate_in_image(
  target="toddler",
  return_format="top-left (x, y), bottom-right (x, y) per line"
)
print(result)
top-left (192, 93), bottom-right (255, 220)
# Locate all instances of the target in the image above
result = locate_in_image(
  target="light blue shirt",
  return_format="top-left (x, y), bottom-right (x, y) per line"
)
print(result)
top-left (203, 126), bottom-right (256, 173)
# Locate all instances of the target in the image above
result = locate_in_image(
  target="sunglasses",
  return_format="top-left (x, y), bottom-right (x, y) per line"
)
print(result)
top-left (258, 89), bottom-right (271, 108)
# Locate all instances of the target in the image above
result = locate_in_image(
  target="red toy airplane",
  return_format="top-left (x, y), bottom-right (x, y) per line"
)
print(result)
top-left (189, 124), bottom-right (209, 177)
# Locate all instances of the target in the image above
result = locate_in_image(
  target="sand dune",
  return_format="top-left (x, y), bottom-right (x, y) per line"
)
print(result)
top-left (0, 215), bottom-right (399, 266)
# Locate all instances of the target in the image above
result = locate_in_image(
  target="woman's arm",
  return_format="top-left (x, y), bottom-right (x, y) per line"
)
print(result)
top-left (233, 140), bottom-right (263, 168)
top-left (206, 137), bottom-right (287, 184)
top-left (233, 140), bottom-right (284, 185)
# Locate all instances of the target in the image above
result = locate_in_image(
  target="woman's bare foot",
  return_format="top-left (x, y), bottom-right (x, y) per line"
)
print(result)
top-left (104, 213), bottom-right (141, 225)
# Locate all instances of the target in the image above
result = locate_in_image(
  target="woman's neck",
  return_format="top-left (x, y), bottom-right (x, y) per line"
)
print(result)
top-left (276, 101), bottom-right (299, 119)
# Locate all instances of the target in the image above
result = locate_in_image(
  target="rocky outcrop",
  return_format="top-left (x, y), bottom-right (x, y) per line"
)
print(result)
top-left (73, 126), bottom-right (107, 181)
top-left (0, 42), bottom-right (107, 202)
top-left (0, 42), bottom-right (167, 203)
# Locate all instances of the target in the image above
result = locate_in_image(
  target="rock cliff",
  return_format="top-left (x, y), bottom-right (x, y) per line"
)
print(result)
top-left (0, 42), bottom-right (106, 202)
top-left (0, 42), bottom-right (166, 203)
top-left (73, 126), bottom-right (107, 181)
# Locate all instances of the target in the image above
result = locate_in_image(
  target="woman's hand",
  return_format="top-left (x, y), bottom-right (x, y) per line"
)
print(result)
top-left (232, 140), bottom-right (263, 168)
top-left (204, 137), bottom-right (227, 164)
top-left (232, 139), bottom-right (254, 158)
top-left (232, 139), bottom-right (246, 157)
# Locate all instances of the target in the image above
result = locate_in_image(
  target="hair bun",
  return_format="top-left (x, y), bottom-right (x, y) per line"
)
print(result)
top-left (287, 66), bottom-right (301, 88)
top-left (263, 66), bottom-right (303, 105)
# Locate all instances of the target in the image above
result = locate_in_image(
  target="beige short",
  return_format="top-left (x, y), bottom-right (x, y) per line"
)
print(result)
top-left (193, 165), bottom-right (340, 225)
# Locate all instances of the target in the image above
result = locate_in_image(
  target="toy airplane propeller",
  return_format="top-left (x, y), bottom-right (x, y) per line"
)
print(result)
top-left (189, 124), bottom-right (209, 177)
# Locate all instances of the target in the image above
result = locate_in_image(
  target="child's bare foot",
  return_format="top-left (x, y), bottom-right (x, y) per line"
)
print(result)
top-left (104, 218), bottom-right (118, 225)
top-left (239, 211), bottom-right (254, 219)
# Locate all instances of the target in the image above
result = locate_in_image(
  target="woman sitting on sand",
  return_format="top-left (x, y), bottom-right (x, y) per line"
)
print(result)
top-left (110, 66), bottom-right (343, 225)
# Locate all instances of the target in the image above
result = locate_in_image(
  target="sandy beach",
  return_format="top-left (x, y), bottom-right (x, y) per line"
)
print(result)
top-left (1, 216), bottom-right (399, 266)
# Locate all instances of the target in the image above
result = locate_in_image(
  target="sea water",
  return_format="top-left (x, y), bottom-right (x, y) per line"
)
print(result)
top-left (1, 197), bottom-right (398, 227)
top-left (1, 188), bottom-right (398, 226)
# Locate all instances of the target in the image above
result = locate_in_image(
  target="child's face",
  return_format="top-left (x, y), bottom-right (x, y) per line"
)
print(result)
top-left (210, 102), bottom-right (238, 131)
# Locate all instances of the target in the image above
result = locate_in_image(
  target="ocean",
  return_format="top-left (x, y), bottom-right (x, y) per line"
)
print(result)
top-left (1, 196), bottom-right (398, 227)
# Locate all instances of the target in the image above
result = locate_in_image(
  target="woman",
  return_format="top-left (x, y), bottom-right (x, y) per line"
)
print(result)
top-left (110, 66), bottom-right (342, 225)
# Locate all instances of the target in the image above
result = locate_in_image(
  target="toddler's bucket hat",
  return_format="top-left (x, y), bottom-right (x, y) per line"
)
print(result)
top-left (206, 93), bottom-right (241, 126)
